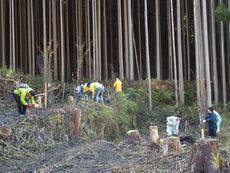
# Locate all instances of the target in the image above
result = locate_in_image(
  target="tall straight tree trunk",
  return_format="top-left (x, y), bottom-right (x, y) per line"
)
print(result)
top-left (117, 0), bottom-right (124, 79)
top-left (156, 0), bottom-right (161, 79)
top-left (144, 0), bottom-right (152, 111)
top-left (10, 0), bottom-right (15, 71)
top-left (102, 0), bottom-right (108, 80)
top-left (31, 0), bottom-right (35, 75)
top-left (60, 0), bottom-right (65, 82)
top-left (210, 0), bottom-right (219, 105)
top-left (65, 2), bottom-right (70, 81)
top-left (220, 0), bottom-right (227, 107)
top-left (52, 0), bottom-right (58, 80)
top-left (27, 0), bottom-right (32, 74)
top-left (177, 0), bottom-right (184, 104)
top-left (123, 0), bottom-right (129, 79)
top-left (43, 0), bottom-right (48, 108)
top-left (92, 0), bottom-right (96, 79)
top-left (128, 0), bottom-right (134, 80)
top-left (171, 0), bottom-right (178, 107)
top-left (137, 0), bottom-right (142, 79)
top-left (202, 0), bottom-right (212, 107)
top-left (185, 0), bottom-right (191, 80)
top-left (167, 0), bottom-right (173, 80)
top-left (97, 0), bottom-right (102, 81)
top-left (1, 0), bottom-right (5, 66)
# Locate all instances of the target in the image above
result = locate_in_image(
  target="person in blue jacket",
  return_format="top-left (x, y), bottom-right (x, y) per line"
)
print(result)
top-left (203, 107), bottom-right (217, 138)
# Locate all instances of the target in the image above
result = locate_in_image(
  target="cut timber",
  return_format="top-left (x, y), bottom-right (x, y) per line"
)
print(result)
top-left (167, 136), bottom-right (182, 153)
top-left (37, 96), bottom-right (43, 108)
top-left (68, 95), bottom-right (75, 105)
top-left (126, 130), bottom-right (141, 144)
top-left (188, 139), bottom-right (222, 173)
top-left (0, 127), bottom-right (13, 138)
top-left (98, 122), bottom-right (105, 140)
top-left (149, 126), bottom-right (159, 145)
top-left (73, 109), bottom-right (81, 135)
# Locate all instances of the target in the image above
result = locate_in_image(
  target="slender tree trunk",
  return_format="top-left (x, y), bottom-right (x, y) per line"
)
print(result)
top-left (60, 0), bottom-right (65, 82)
top-left (144, 0), bottom-right (152, 111)
top-left (220, 0), bottom-right (227, 107)
top-left (123, 0), bottom-right (129, 79)
top-left (27, 0), bottom-right (32, 74)
top-left (92, 0), bottom-right (96, 79)
top-left (31, 0), bottom-right (35, 75)
top-left (117, 0), bottom-right (124, 79)
top-left (137, 0), bottom-right (142, 79)
top-left (171, 0), bottom-right (178, 107)
top-left (128, 0), bottom-right (134, 80)
top-left (43, 0), bottom-right (48, 108)
top-left (102, 0), bottom-right (108, 80)
top-left (97, 0), bottom-right (102, 81)
top-left (202, 0), bottom-right (212, 107)
top-left (210, 0), bottom-right (219, 105)
top-left (167, 0), bottom-right (173, 80)
top-left (1, 0), bottom-right (5, 66)
top-left (177, 0), bottom-right (184, 104)
top-left (185, 0), bottom-right (190, 80)
top-left (65, 2), bottom-right (70, 81)
top-left (156, 0), bottom-right (161, 79)
top-left (52, 0), bottom-right (58, 80)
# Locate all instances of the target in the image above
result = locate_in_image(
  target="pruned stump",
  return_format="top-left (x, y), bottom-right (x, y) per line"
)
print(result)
top-left (73, 109), bottom-right (81, 135)
top-left (159, 138), bottom-right (168, 155)
top-left (149, 126), bottom-right (159, 148)
top-left (167, 136), bottom-right (182, 154)
top-left (0, 127), bottom-right (13, 138)
top-left (98, 122), bottom-right (105, 140)
top-left (68, 96), bottom-right (75, 105)
top-left (126, 130), bottom-right (141, 144)
top-left (188, 139), bottom-right (223, 173)
top-left (37, 96), bottom-right (43, 108)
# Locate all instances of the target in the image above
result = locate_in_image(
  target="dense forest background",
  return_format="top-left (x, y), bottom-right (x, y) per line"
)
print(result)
top-left (0, 0), bottom-right (230, 108)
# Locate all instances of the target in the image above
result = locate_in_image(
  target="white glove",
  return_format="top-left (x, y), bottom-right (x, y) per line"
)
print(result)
top-left (202, 120), bottom-right (206, 123)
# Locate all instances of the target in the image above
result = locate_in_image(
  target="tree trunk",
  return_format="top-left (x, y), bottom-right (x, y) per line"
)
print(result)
top-left (202, 0), bottom-right (212, 107)
top-left (117, 0), bottom-right (124, 79)
top-left (102, 0), bottom-right (108, 80)
top-left (60, 0), bottom-right (65, 83)
top-left (1, 0), bottom-right (5, 66)
top-left (128, 0), bottom-right (134, 80)
top-left (156, 0), bottom-right (161, 80)
top-left (177, 0), bottom-right (184, 104)
top-left (210, 0), bottom-right (219, 105)
top-left (123, 0), bottom-right (129, 79)
top-left (144, 0), bottom-right (152, 111)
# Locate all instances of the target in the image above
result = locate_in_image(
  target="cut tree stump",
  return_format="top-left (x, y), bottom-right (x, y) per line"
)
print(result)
top-left (73, 109), bottom-right (81, 135)
top-left (68, 96), bottom-right (75, 105)
top-left (98, 122), bottom-right (105, 140)
top-left (126, 130), bottom-right (141, 144)
top-left (149, 126), bottom-right (159, 146)
top-left (37, 96), bottom-right (43, 108)
top-left (188, 139), bottom-right (223, 173)
top-left (167, 136), bottom-right (182, 154)
top-left (0, 127), bottom-right (13, 138)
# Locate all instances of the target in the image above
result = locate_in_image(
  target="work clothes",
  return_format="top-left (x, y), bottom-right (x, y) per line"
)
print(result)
top-left (205, 112), bottom-right (217, 137)
top-left (113, 78), bottom-right (122, 92)
top-left (213, 110), bottom-right (222, 133)
top-left (85, 82), bottom-right (104, 104)
top-left (166, 116), bottom-right (180, 136)
top-left (13, 87), bottom-right (35, 115)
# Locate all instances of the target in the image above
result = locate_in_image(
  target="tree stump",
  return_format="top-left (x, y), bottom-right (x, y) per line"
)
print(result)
top-left (126, 130), bottom-right (141, 144)
top-left (167, 136), bottom-right (182, 154)
top-left (149, 126), bottom-right (159, 146)
top-left (98, 122), bottom-right (105, 140)
top-left (37, 96), bottom-right (43, 108)
top-left (159, 138), bottom-right (168, 155)
top-left (68, 96), bottom-right (75, 105)
top-left (73, 109), bottom-right (81, 135)
top-left (0, 127), bottom-right (13, 138)
top-left (188, 139), bottom-right (223, 173)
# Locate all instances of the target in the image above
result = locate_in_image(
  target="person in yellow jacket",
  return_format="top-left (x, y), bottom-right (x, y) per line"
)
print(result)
top-left (113, 78), bottom-right (122, 92)
top-left (84, 82), bottom-right (104, 104)
top-left (13, 87), bottom-right (36, 117)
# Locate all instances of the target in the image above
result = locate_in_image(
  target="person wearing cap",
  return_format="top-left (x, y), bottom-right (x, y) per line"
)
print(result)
top-left (84, 82), bottom-right (104, 104)
top-left (13, 87), bottom-right (36, 118)
top-left (113, 78), bottom-right (122, 92)
top-left (203, 107), bottom-right (217, 138)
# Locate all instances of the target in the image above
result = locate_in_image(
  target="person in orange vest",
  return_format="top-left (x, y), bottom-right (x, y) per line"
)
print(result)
top-left (113, 78), bottom-right (122, 92)
top-left (84, 82), bottom-right (104, 104)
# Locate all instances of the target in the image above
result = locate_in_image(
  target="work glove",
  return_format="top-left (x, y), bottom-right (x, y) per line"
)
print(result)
top-left (202, 120), bottom-right (206, 123)
top-left (26, 104), bottom-right (30, 108)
